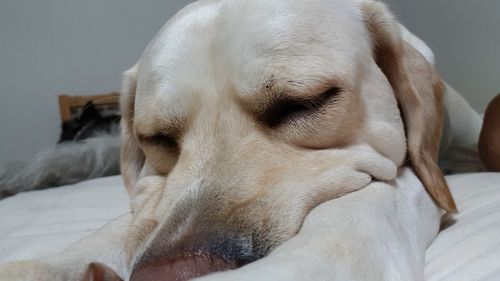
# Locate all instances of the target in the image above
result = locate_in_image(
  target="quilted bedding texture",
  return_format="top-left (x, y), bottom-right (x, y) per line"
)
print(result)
top-left (0, 173), bottom-right (499, 281)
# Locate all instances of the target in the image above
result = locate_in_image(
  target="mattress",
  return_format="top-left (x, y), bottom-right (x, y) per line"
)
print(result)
top-left (0, 173), bottom-right (499, 280)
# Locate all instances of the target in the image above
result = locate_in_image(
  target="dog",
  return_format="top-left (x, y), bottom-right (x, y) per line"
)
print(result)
top-left (479, 94), bottom-right (500, 171)
top-left (59, 101), bottom-right (121, 143)
top-left (0, 102), bottom-right (121, 199)
top-left (0, 0), bottom-right (469, 280)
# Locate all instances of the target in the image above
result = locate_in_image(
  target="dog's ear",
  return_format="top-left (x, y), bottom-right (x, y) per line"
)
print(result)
top-left (82, 262), bottom-right (123, 281)
top-left (361, 2), bottom-right (457, 212)
top-left (120, 64), bottom-right (145, 197)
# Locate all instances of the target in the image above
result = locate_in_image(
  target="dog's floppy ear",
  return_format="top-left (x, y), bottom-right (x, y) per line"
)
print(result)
top-left (120, 64), bottom-right (145, 197)
top-left (361, 2), bottom-right (457, 212)
top-left (82, 262), bottom-right (123, 281)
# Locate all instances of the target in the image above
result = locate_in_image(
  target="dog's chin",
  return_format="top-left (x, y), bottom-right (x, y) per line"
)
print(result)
top-left (130, 255), bottom-right (238, 281)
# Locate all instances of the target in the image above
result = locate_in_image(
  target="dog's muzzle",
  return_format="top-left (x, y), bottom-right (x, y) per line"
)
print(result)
top-left (130, 233), bottom-right (260, 281)
top-left (130, 254), bottom-right (237, 281)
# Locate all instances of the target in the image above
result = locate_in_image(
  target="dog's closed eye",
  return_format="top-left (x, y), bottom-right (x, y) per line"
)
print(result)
top-left (135, 131), bottom-right (180, 175)
top-left (138, 133), bottom-right (179, 151)
top-left (260, 87), bottom-right (341, 128)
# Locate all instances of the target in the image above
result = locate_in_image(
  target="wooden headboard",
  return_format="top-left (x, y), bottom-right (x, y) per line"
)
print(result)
top-left (58, 92), bottom-right (120, 123)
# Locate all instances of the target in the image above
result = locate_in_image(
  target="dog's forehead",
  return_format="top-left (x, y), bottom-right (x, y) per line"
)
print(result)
top-left (135, 0), bottom-right (369, 113)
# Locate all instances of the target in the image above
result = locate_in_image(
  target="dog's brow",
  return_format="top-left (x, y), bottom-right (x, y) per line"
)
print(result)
top-left (258, 77), bottom-right (341, 104)
top-left (134, 118), bottom-right (181, 141)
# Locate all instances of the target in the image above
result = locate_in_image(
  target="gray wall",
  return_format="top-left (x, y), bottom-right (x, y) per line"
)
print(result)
top-left (1, 0), bottom-right (498, 164)
top-left (0, 0), bottom-right (193, 164)
top-left (384, 0), bottom-right (500, 111)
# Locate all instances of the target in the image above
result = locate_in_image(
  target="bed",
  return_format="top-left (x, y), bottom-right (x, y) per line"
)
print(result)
top-left (1, 173), bottom-right (499, 281)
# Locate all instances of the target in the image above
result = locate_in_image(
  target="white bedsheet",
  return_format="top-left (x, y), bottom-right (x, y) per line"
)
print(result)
top-left (0, 173), bottom-right (499, 280)
top-left (0, 176), bottom-right (129, 263)
top-left (426, 173), bottom-right (500, 281)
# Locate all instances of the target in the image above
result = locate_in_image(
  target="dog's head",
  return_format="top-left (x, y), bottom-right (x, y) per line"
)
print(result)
top-left (119, 0), bottom-right (456, 280)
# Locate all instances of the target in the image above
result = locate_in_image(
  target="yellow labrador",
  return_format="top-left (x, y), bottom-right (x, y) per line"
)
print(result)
top-left (0, 0), bottom-right (458, 280)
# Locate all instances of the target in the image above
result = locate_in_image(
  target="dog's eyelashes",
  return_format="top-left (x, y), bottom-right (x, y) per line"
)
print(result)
top-left (262, 99), bottom-right (310, 128)
top-left (261, 87), bottom-right (341, 128)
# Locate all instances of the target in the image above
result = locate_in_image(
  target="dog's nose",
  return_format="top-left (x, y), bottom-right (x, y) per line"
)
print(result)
top-left (130, 234), bottom-right (259, 281)
top-left (130, 254), bottom-right (237, 281)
